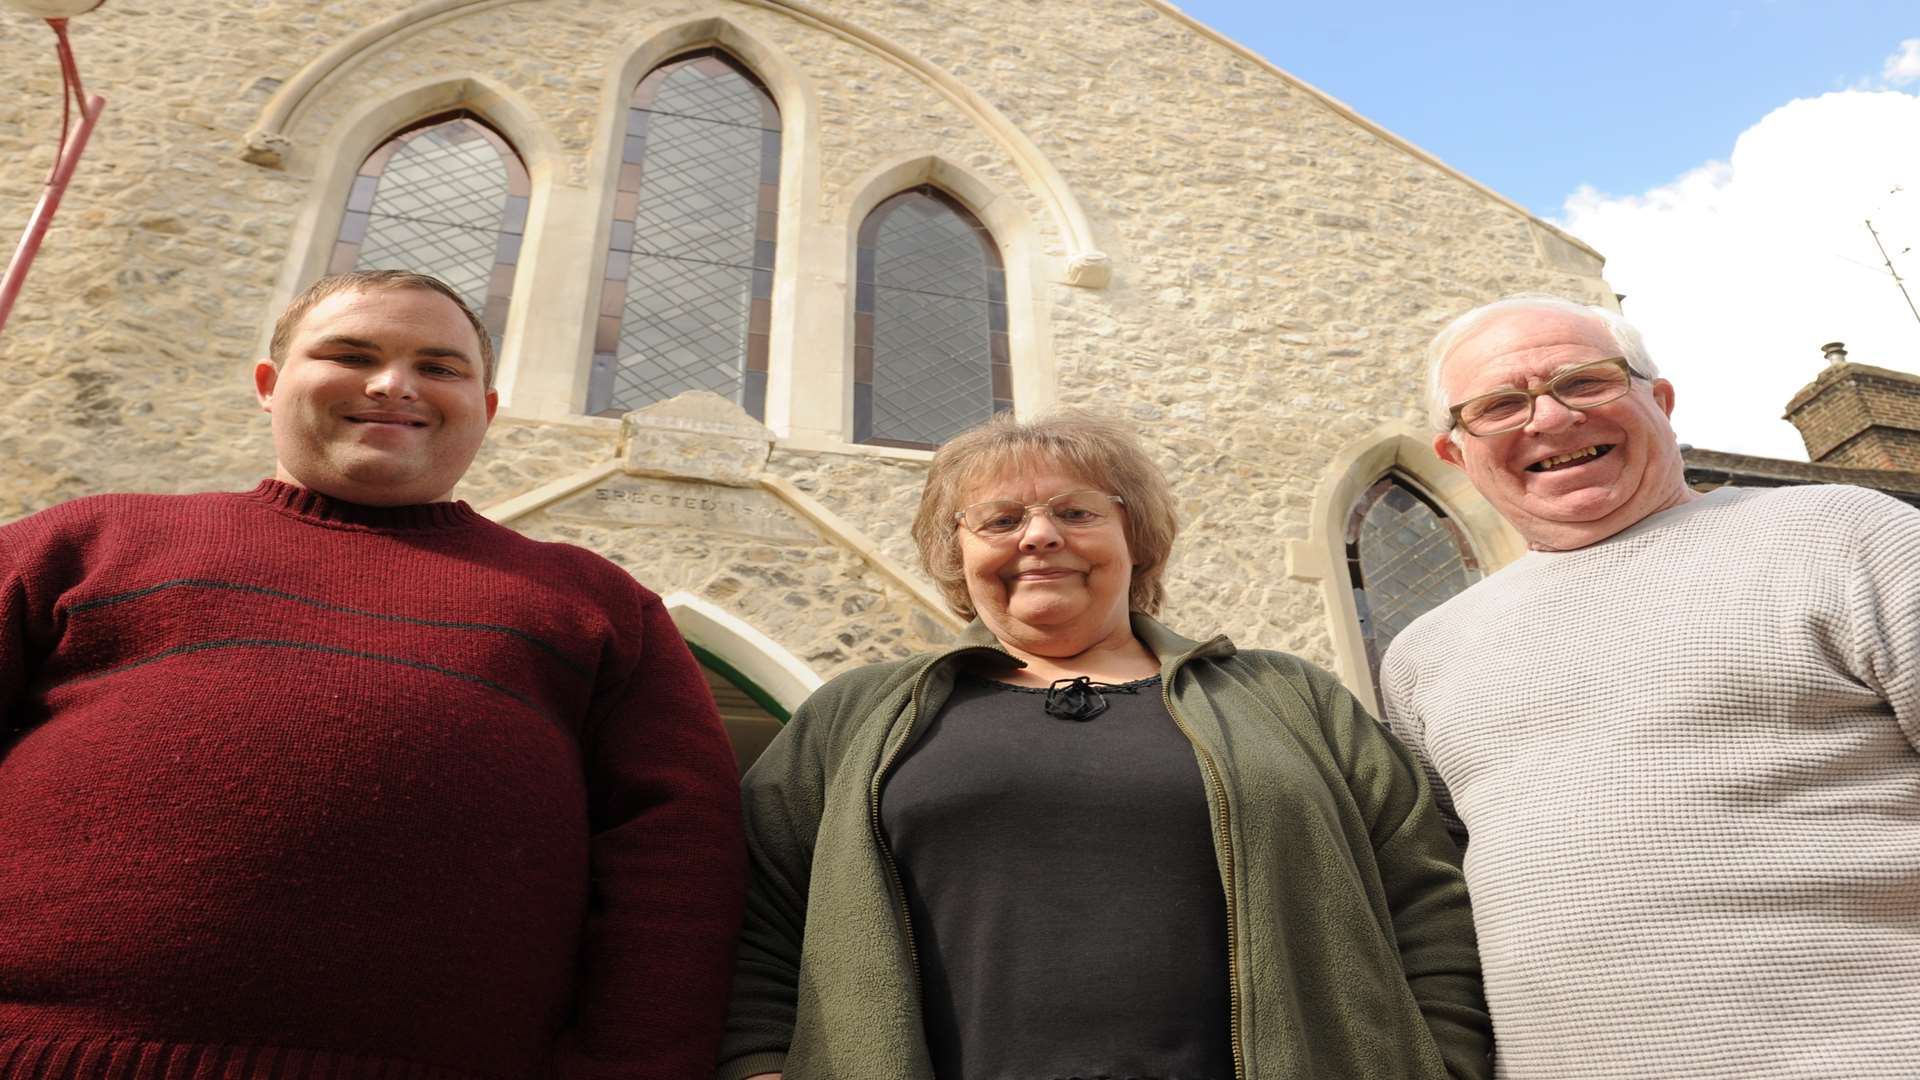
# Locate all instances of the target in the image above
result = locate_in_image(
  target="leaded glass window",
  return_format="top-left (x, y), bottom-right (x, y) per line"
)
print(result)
top-left (855, 186), bottom-right (1010, 449)
top-left (589, 50), bottom-right (781, 419)
top-left (1347, 475), bottom-right (1481, 692)
top-left (330, 112), bottom-right (528, 350)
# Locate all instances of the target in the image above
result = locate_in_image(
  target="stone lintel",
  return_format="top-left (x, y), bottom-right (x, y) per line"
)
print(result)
top-left (548, 474), bottom-right (815, 543)
top-left (618, 391), bottom-right (774, 488)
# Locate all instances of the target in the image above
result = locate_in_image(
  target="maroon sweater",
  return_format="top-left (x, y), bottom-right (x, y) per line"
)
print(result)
top-left (0, 481), bottom-right (745, 1079)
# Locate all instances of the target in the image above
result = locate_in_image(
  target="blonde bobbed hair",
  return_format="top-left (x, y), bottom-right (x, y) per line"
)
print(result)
top-left (911, 411), bottom-right (1179, 620)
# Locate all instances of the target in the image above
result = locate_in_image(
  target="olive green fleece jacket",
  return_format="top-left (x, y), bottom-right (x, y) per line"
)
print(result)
top-left (718, 615), bottom-right (1491, 1080)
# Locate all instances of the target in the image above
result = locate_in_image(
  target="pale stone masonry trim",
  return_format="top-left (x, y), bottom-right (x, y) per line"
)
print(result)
top-left (834, 153), bottom-right (1059, 431)
top-left (1284, 421), bottom-right (1522, 708)
top-left (1143, 0), bottom-right (1601, 265)
top-left (662, 590), bottom-right (824, 712)
top-left (481, 460), bottom-right (622, 525)
top-left (746, 0), bottom-right (1109, 282)
top-left (481, 461), bottom-right (962, 635)
top-left (253, 7), bottom-right (1069, 447)
top-left (241, 0), bottom-right (1111, 285)
top-left (253, 71), bottom-right (558, 372)
top-left (759, 474), bottom-right (965, 633)
top-left (243, 0), bottom-right (516, 166)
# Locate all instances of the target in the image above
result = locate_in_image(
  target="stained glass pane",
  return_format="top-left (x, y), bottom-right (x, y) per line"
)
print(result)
top-left (1348, 477), bottom-right (1481, 690)
top-left (592, 51), bottom-right (779, 418)
top-left (856, 188), bottom-right (1007, 448)
top-left (349, 117), bottom-right (520, 318)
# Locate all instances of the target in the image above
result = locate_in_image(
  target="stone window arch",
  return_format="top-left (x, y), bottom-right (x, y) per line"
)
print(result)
top-left (854, 184), bottom-right (1010, 449)
top-left (329, 110), bottom-right (528, 350)
top-left (1345, 473), bottom-right (1482, 696)
top-left (588, 49), bottom-right (782, 419)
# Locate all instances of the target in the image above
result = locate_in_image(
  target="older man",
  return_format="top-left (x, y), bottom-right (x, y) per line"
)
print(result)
top-left (1382, 294), bottom-right (1920, 1078)
top-left (0, 270), bottom-right (744, 1078)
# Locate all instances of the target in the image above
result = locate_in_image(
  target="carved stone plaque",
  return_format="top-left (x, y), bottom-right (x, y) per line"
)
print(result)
top-left (547, 475), bottom-right (815, 543)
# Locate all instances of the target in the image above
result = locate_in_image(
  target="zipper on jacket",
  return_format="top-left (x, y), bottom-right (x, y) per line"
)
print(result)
top-left (1161, 642), bottom-right (1247, 1080)
top-left (868, 645), bottom-right (1006, 994)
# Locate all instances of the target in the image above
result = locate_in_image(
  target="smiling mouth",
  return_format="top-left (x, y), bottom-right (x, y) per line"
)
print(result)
top-left (1527, 444), bottom-right (1614, 473)
top-left (346, 416), bottom-right (429, 429)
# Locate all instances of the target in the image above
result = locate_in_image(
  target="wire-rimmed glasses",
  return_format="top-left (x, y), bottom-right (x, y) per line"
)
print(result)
top-left (954, 490), bottom-right (1125, 539)
top-left (1448, 357), bottom-right (1638, 436)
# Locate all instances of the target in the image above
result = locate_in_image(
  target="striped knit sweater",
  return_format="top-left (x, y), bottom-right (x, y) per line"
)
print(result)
top-left (1382, 484), bottom-right (1920, 1079)
top-left (0, 481), bottom-right (745, 1080)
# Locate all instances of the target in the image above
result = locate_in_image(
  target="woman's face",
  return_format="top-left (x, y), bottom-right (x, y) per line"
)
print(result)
top-left (957, 463), bottom-right (1135, 656)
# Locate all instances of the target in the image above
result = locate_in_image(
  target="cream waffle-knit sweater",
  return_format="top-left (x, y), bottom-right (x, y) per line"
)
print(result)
top-left (1383, 484), bottom-right (1920, 1079)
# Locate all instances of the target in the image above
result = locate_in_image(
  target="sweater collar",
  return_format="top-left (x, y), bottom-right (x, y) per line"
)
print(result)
top-left (243, 479), bottom-right (482, 531)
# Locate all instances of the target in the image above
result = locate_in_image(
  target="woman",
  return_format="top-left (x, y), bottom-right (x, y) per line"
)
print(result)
top-left (719, 412), bottom-right (1489, 1080)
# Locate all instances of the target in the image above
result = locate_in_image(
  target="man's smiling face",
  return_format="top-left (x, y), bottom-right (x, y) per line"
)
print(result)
top-left (255, 286), bottom-right (497, 507)
top-left (1433, 306), bottom-right (1693, 551)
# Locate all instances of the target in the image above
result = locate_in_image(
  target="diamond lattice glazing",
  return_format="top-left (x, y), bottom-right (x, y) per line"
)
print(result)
top-left (1356, 481), bottom-right (1480, 656)
top-left (603, 56), bottom-right (778, 414)
top-left (355, 121), bottom-right (511, 312)
top-left (867, 193), bottom-right (996, 445)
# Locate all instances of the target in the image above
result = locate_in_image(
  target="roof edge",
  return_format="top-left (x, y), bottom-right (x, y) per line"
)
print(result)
top-left (1142, 0), bottom-right (1604, 263)
top-left (1683, 446), bottom-right (1920, 496)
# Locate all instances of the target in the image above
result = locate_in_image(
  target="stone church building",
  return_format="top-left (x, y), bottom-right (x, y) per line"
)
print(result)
top-left (0, 0), bottom-right (1621, 765)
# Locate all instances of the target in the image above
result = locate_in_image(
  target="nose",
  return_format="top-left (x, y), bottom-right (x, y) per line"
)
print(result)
top-left (1017, 509), bottom-right (1064, 552)
top-left (1524, 391), bottom-right (1586, 434)
top-left (365, 365), bottom-right (418, 401)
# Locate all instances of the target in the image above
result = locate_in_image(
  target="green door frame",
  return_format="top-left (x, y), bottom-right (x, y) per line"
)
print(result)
top-left (688, 641), bottom-right (791, 724)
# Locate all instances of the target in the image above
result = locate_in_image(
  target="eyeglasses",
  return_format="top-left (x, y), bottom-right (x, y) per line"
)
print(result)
top-left (955, 490), bottom-right (1125, 538)
top-left (1448, 357), bottom-right (1638, 436)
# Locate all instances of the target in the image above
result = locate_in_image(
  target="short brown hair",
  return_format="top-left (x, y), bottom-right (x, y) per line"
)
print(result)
top-left (269, 270), bottom-right (496, 388)
top-left (911, 411), bottom-right (1180, 619)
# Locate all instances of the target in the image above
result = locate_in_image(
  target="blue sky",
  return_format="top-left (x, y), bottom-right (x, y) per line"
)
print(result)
top-left (1172, 0), bottom-right (1915, 217)
top-left (1173, 0), bottom-right (1920, 459)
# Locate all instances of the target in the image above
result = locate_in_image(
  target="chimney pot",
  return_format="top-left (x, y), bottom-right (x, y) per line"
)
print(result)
top-left (1822, 341), bottom-right (1848, 365)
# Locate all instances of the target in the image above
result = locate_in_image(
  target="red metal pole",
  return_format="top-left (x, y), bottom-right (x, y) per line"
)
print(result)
top-left (0, 16), bottom-right (107, 338)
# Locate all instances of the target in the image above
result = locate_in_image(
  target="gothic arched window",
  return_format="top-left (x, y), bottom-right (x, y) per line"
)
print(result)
top-left (330, 112), bottom-right (528, 350)
top-left (854, 185), bottom-right (1010, 449)
top-left (589, 50), bottom-right (782, 419)
top-left (1346, 475), bottom-right (1481, 691)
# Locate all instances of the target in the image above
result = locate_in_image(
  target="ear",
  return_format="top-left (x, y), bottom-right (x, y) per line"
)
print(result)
top-left (1651, 378), bottom-right (1676, 417)
top-left (253, 360), bottom-right (279, 410)
top-left (484, 388), bottom-right (499, 423)
top-left (1433, 430), bottom-right (1466, 469)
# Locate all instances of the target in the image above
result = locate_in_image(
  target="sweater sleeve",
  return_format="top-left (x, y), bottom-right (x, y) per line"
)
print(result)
top-left (1842, 488), bottom-right (1920, 754)
top-left (1308, 665), bottom-right (1492, 1080)
top-left (548, 591), bottom-right (747, 1080)
top-left (1379, 639), bottom-right (1469, 848)
top-left (0, 528), bottom-right (25, 736)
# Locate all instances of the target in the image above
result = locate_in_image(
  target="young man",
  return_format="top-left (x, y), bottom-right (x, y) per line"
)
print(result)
top-left (0, 270), bottom-right (744, 1079)
top-left (1382, 293), bottom-right (1920, 1078)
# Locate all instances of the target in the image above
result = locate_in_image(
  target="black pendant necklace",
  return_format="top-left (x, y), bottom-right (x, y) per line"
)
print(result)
top-left (1041, 675), bottom-right (1144, 721)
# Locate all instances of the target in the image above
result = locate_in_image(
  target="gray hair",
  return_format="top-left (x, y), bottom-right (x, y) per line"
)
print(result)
top-left (1424, 293), bottom-right (1659, 435)
top-left (910, 410), bottom-right (1179, 619)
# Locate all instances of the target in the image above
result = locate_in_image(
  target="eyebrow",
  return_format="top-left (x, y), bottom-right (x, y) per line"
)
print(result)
top-left (312, 335), bottom-right (475, 365)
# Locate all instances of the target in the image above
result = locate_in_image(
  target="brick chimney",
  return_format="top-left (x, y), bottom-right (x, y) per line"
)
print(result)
top-left (1783, 342), bottom-right (1920, 470)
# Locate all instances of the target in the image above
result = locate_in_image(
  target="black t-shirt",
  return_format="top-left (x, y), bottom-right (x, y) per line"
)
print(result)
top-left (880, 671), bottom-right (1234, 1080)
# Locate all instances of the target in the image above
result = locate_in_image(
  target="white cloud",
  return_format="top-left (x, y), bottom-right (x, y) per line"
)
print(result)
top-left (1557, 89), bottom-right (1920, 459)
top-left (1885, 38), bottom-right (1920, 85)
